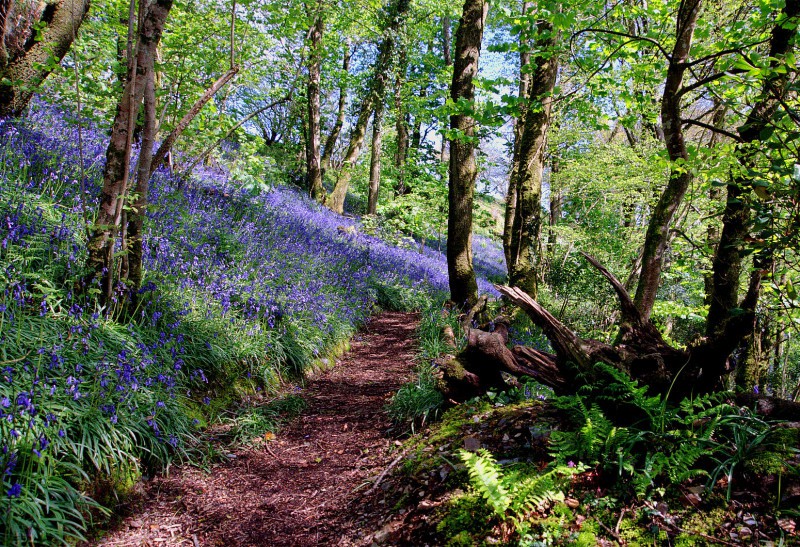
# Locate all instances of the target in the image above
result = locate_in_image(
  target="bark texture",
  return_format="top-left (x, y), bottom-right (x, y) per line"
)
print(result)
top-left (446, 0), bottom-right (488, 308)
top-left (507, 18), bottom-right (559, 296)
top-left (633, 0), bottom-right (702, 319)
top-left (0, 0), bottom-right (91, 117)
top-left (0, 0), bottom-right (12, 67)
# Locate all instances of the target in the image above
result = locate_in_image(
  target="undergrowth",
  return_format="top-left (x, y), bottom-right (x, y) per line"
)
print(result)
top-left (219, 394), bottom-right (307, 447)
top-left (421, 360), bottom-right (799, 545)
top-left (549, 363), bottom-right (799, 502)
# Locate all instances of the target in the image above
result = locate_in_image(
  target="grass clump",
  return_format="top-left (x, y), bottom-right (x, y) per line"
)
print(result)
top-left (387, 363), bottom-right (444, 431)
top-left (387, 300), bottom-right (463, 430)
top-left (223, 394), bottom-right (307, 446)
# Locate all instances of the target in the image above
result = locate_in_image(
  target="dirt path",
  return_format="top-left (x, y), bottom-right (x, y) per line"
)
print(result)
top-left (95, 311), bottom-right (419, 547)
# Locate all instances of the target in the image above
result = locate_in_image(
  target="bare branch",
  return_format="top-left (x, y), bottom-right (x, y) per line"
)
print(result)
top-left (681, 118), bottom-right (742, 141)
top-left (181, 92), bottom-right (294, 178)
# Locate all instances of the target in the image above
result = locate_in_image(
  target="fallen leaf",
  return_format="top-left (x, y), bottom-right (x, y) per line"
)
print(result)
top-left (565, 498), bottom-right (579, 509)
top-left (464, 437), bottom-right (481, 451)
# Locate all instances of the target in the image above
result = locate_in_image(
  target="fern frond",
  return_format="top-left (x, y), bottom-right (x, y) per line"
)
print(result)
top-left (459, 449), bottom-right (510, 516)
top-left (508, 470), bottom-right (564, 517)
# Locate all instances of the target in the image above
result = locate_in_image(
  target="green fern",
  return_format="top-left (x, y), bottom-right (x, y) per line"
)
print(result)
top-left (508, 470), bottom-right (566, 520)
top-left (549, 363), bottom-right (741, 498)
top-left (460, 449), bottom-right (510, 516)
top-left (459, 449), bottom-right (570, 537)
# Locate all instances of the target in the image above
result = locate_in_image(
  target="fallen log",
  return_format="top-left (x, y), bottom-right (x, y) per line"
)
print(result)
top-left (436, 253), bottom-right (800, 421)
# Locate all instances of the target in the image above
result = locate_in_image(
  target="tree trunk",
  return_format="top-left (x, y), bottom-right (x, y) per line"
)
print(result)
top-left (443, 255), bottom-right (799, 422)
top-left (0, 0), bottom-right (91, 117)
top-left (507, 18), bottom-right (558, 297)
top-left (701, 0), bottom-right (799, 391)
top-left (85, 0), bottom-right (173, 302)
top-left (442, 15), bottom-right (452, 65)
top-left (447, 0), bottom-right (487, 308)
top-left (327, 0), bottom-right (409, 214)
top-left (411, 84), bottom-right (426, 148)
top-left (394, 45), bottom-right (410, 195)
top-left (307, 15), bottom-right (325, 201)
top-left (0, 0), bottom-right (10, 67)
top-left (126, 67), bottom-right (157, 295)
top-left (736, 314), bottom-right (771, 391)
top-left (703, 103), bottom-right (728, 305)
top-left (547, 159), bottom-right (561, 258)
top-left (321, 42), bottom-right (351, 172)
top-left (367, 103), bottom-right (384, 214)
top-left (327, 99), bottom-right (373, 214)
top-left (633, 0), bottom-right (702, 320)
top-left (502, 0), bottom-right (532, 274)
top-left (439, 15), bottom-right (452, 162)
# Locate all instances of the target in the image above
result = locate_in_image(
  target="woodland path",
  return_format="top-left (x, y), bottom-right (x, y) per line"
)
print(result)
top-left (94, 311), bottom-right (419, 547)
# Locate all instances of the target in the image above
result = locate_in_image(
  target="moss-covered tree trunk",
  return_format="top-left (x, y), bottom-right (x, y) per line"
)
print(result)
top-left (327, 102), bottom-right (372, 213)
top-left (0, 0), bottom-right (91, 118)
top-left (507, 18), bottom-right (559, 297)
top-left (446, 0), bottom-right (488, 308)
top-left (367, 100), bottom-right (385, 214)
top-left (321, 42), bottom-right (351, 172)
top-left (633, 0), bottom-right (701, 320)
top-left (85, 0), bottom-right (173, 302)
top-left (327, 0), bottom-right (409, 214)
top-left (502, 0), bottom-right (532, 274)
top-left (394, 45), bottom-right (410, 195)
top-left (439, 15), bottom-right (453, 162)
top-left (697, 0), bottom-right (799, 392)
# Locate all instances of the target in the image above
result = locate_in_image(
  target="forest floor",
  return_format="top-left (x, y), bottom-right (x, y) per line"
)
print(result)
top-left (92, 311), bottom-right (420, 547)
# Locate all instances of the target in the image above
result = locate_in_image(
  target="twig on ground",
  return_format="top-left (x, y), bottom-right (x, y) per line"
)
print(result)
top-left (264, 442), bottom-right (281, 462)
top-left (596, 519), bottom-right (622, 544)
top-left (615, 508), bottom-right (626, 536)
top-left (365, 450), bottom-right (408, 496)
